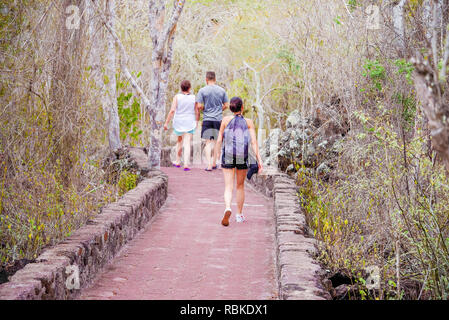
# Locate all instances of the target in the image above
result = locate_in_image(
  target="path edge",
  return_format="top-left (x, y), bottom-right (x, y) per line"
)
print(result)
top-left (248, 169), bottom-right (331, 300)
top-left (0, 148), bottom-right (168, 300)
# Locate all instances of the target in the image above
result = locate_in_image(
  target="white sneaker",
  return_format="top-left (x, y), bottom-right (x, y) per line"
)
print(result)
top-left (235, 214), bottom-right (245, 223)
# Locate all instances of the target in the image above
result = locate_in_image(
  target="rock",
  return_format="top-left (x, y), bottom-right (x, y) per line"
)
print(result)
top-left (316, 163), bottom-right (331, 175)
top-left (334, 284), bottom-right (350, 300)
top-left (264, 99), bottom-right (349, 175)
top-left (286, 110), bottom-right (302, 128)
top-left (285, 164), bottom-right (296, 174)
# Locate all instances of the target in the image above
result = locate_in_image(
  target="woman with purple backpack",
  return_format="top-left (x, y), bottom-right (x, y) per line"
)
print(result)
top-left (214, 96), bottom-right (263, 226)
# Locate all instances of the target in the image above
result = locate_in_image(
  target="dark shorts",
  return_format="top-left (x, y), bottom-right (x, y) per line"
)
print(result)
top-left (201, 120), bottom-right (221, 140)
top-left (221, 158), bottom-right (248, 170)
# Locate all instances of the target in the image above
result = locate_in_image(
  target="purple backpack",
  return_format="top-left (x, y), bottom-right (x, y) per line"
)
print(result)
top-left (222, 115), bottom-right (250, 166)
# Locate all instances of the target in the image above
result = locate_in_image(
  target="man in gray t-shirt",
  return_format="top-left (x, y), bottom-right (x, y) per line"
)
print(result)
top-left (195, 71), bottom-right (229, 171)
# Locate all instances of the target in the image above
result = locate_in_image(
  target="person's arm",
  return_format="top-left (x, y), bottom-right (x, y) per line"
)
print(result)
top-left (214, 118), bottom-right (227, 161)
top-left (164, 96), bottom-right (178, 130)
top-left (195, 90), bottom-right (204, 122)
top-left (195, 102), bottom-right (204, 119)
top-left (246, 119), bottom-right (263, 172)
top-left (222, 91), bottom-right (229, 111)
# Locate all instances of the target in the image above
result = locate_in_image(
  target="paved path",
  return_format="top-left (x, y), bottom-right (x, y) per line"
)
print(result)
top-left (80, 167), bottom-right (277, 300)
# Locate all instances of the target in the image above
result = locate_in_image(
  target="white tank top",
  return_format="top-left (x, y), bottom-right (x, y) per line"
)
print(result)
top-left (173, 93), bottom-right (196, 132)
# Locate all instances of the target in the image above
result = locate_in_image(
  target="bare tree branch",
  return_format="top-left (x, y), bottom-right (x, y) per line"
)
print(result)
top-left (90, 0), bottom-right (153, 118)
top-left (440, 24), bottom-right (449, 82)
top-left (412, 53), bottom-right (449, 171)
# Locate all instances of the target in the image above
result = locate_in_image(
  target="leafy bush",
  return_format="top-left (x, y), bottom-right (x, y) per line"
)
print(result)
top-left (117, 170), bottom-right (138, 197)
top-left (0, 159), bottom-right (116, 265)
top-left (117, 74), bottom-right (143, 147)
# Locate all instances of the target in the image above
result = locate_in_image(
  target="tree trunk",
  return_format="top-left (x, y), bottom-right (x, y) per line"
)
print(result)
top-left (86, 0), bottom-right (108, 123)
top-left (393, 0), bottom-right (407, 55)
top-left (91, 0), bottom-right (185, 164)
top-left (105, 0), bottom-right (121, 151)
top-left (147, 0), bottom-right (185, 169)
top-left (257, 107), bottom-right (265, 148)
top-left (412, 53), bottom-right (449, 171)
top-left (243, 61), bottom-right (267, 150)
top-left (50, 0), bottom-right (86, 186)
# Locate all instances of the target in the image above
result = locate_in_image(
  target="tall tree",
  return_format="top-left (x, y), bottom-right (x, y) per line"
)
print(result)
top-left (147, 0), bottom-right (186, 168)
top-left (412, 1), bottom-right (449, 170)
top-left (86, 0), bottom-right (121, 151)
top-left (393, 0), bottom-right (407, 54)
top-left (243, 60), bottom-right (279, 148)
top-left (105, 0), bottom-right (121, 151)
top-left (92, 0), bottom-right (185, 168)
top-left (50, 0), bottom-right (87, 186)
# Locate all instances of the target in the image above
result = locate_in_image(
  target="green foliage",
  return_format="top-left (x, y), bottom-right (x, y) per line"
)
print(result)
top-left (362, 59), bottom-right (386, 91)
top-left (334, 15), bottom-right (343, 25)
top-left (394, 59), bottom-right (414, 85)
top-left (116, 74), bottom-right (143, 146)
top-left (117, 170), bottom-right (138, 197)
top-left (394, 92), bottom-right (416, 131)
top-left (347, 0), bottom-right (360, 11)
top-left (229, 78), bottom-right (250, 104)
top-left (0, 159), bottom-right (114, 264)
top-left (299, 101), bottom-right (449, 299)
top-left (277, 48), bottom-right (301, 75)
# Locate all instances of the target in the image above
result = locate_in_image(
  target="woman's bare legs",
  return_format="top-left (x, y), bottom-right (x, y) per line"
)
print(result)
top-left (182, 133), bottom-right (192, 168)
top-left (236, 169), bottom-right (246, 214)
top-left (221, 168), bottom-right (235, 226)
top-left (175, 136), bottom-right (183, 165)
top-left (223, 168), bottom-right (235, 209)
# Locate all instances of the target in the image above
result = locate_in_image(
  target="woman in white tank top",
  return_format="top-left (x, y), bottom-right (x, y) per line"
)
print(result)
top-left (164, 80), bottom-right (197, 171)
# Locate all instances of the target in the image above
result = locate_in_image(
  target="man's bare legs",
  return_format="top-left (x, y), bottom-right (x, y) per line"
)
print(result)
top-left (205, 139), bottom-right (216, 170)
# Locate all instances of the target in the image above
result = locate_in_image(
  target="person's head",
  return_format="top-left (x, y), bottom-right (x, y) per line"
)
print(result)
top-left (206, 71), bottom-right (216, 84)
top-left (230, 96), bottom-right (243, 114)
top-left (180, 80), bottom-right (191, 93)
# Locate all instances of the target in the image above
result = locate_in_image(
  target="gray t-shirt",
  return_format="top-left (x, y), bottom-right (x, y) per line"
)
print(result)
top-left (196, 84), bottom-right (229, 121)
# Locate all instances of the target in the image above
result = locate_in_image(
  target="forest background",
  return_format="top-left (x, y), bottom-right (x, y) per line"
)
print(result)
top-left (1, 0), bottom-right (449, 299)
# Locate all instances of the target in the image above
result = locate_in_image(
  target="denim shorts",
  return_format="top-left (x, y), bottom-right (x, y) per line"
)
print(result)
top-left (174, 128), bottom-right (195, 136)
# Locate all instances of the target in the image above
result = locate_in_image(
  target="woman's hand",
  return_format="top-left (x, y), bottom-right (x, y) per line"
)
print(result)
top-left (258, 160), bottom-right (263, 173)
top-left (163, 123), bottom-right (169, 131)
top-left (257, 154), bottom-right (263, 173)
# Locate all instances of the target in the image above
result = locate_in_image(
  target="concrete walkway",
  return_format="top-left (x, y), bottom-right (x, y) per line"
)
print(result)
top-left (80, 166), bottom-right (278, 300)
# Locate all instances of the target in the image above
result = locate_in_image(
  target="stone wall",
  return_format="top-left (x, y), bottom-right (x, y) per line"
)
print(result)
top-left (249, 168), bottom-right (331, 300)
top-left (0, 149), bottom-right (168, 300)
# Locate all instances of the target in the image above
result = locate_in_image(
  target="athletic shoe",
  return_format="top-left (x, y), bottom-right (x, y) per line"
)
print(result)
top-left (184, 168), bottom-right (191, 171)
top-left (172, 163), bottom-right (181, 168)
top-left (235, 214), bottom-right (245, 223)
top-left (221, 208), bottom-right (232, 227)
